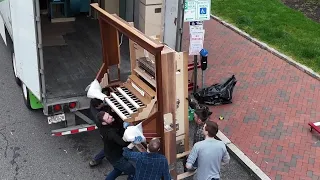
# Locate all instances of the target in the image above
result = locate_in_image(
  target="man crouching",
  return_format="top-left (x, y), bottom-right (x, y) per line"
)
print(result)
top-left (96, 111), bottom-right (135, 180)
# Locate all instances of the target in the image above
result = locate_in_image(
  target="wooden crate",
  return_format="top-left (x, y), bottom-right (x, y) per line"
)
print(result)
top-left (138, 2), bottom-right (163, 36)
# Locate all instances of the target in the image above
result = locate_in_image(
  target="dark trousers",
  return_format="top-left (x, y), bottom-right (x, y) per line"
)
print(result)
top-left (105, 157), bottom-right (135, 180)
top-left (93, 149), bottom-right (105, 161)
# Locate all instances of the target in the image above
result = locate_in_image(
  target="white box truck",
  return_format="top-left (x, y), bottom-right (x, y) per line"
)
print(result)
top-left (0, 0), bottom-right (130, 136)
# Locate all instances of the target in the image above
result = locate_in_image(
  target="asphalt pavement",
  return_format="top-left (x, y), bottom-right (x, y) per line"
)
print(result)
top-left (0, 37), bottom-right (255, 180)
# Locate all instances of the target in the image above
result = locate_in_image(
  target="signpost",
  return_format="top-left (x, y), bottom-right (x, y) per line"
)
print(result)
top-left (189, 21), bottom-right (203, 32)
top-left (184, 0), bottom-right (210, 93)
top-left (184, 0), bottom-right (211, 22)
top-left (161, 0), bottom-right (210, 92)
top-left (189, 28), bottom-right (204, 56)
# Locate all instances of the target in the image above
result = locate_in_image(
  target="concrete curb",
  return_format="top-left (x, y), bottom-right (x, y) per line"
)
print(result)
top-left (216, 131), bottom-right (271, 180)
top-left (210, 14), bottom-right (320, 81)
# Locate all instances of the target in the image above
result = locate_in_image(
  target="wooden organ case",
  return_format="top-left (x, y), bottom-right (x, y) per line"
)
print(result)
top-left (129, 36), bottom-right (190, 148)
top-left (90, 3), bottom-right (179, 178)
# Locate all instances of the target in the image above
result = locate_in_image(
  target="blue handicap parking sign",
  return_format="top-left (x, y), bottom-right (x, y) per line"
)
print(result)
top-left (200, 8), bottom-right (207, 15)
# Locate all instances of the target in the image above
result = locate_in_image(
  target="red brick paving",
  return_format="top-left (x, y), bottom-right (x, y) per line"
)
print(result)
top-left (182, 19), bottom-right (320, 180)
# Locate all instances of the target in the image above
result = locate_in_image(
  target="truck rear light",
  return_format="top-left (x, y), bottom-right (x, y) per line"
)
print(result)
top-left (53, 104), bottom-right (62, 112)
top-left (69, 102), bottom-right (77, 109)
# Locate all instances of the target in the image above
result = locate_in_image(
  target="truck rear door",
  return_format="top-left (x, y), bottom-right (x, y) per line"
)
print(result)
top-left (10, 0), bottom-right (42, 100)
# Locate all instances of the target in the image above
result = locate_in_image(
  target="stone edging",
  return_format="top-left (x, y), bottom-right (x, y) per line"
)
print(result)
top-left (210, 14), bottom-right (320, 81)
top-left (216, 131), bottom-right (271, 180)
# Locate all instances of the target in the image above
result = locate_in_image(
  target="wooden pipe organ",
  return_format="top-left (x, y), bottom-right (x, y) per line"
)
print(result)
top-left (129, 35), bottom-right (190, 149)
top-left (90, 3), bottom-right (191, 179)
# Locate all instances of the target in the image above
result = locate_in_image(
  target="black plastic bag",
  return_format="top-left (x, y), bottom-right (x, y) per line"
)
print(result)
top-left (193, 75), bottom-right (237, 106)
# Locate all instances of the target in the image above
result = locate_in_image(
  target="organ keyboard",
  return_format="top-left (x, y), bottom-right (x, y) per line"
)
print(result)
top-left (101, 74), bottom-right (156, 122)
top-left (104, 86), bottom-right (145, 120)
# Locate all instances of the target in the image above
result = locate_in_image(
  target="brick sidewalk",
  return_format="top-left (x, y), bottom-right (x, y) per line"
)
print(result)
top-left (182, 19), bottom-right (320, 180)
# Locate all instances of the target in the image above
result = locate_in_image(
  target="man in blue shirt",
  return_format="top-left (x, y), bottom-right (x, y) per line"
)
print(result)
top-left (122, 138), bottom-right (172, 180)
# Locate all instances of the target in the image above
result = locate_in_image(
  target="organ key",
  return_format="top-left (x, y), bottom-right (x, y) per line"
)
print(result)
top-left (117, 87), bottom-right (144, 109)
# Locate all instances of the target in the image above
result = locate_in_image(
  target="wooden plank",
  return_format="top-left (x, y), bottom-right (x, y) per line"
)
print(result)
top-left (51, 17), bottom-right (75, 23)
top-left (182, 52), bottom-right (190, 152)
top-left (99, 20), bottom-right (120, 66)
top-left (177, 171), bottom-right (196, 180)
top-left (128, 22), bottom-right (137, 75)
top-left (165, 129), bottom-right (176, 165)
top-left (134, 99), bottom-right (157, 122)
top-left (132, 40), bottom-right (175, 63)
top-left (123, 83), bottom-right (150, 105)
top-left (154, 51), bottom-right (165, 155)
top-left (96, 63), bottom-right (108, 82)
top-left (161, 52), bottom-right (176, 115)
top-left (129, 75), bottom-right (156, 98)
top-left (141, 112), bottom-right (158, 134)
top-left (100, 72), bottom-right (109, 87)
top-left (176, 150), bottom-right (190, 159)
top-left (91, 3), bottom-right (164, 55)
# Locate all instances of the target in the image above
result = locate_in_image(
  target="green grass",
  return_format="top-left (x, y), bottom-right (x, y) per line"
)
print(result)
top-left (211, 0), bottom-right (320, 72)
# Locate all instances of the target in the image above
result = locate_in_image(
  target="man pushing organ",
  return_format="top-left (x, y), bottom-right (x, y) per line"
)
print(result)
top-left (87, 3), bottom-right (182, 179)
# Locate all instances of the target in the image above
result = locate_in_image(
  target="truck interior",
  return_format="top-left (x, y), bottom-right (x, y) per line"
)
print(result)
top-left (38, 0), bottom-right (131, 101)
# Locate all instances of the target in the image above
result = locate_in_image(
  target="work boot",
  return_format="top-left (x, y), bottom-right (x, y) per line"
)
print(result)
top-left (89, 159), bottom-right (102, 167)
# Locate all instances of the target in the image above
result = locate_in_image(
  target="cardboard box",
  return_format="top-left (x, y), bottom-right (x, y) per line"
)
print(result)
top-left (138, 2), bottom-right (163, 36)
top-left (101, 0), bottom-right (119, 15)
top-left (140, 0), bottom-right (162, 5)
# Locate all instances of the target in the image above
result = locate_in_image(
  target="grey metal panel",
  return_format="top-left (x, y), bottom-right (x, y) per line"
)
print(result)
top-left (119, 0), bottom-right (126, 20)
top-left (134, 0), bottom-right (140, 28)
top-left (125, 0), bottom-right (134, 22)
top-left (74, 111), bottom-right (95, 125)
top-left (162, 0), bottom-right (185, 51)
top-left (35, 0), bottom-right (47, 104)
top-left (43, 96), bottom-right (91, 115)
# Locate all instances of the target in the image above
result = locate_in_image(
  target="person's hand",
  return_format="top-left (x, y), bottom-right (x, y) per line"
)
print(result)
top-left (186, 165), bottom-right (197, 172)
top-left (123, 122), bottom-right (130, 129)
top-left (133, 136), bottom-right (143, 144)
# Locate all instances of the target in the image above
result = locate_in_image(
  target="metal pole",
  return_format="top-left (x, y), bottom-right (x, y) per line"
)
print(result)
top-left (193, 55), bottom-right (197, 93)
top-left (175, 0), bottom-right (185, 52)
top-left (202, 70), bottom-right (204, 89)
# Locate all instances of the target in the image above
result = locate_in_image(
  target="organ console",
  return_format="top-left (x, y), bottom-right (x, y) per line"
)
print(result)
top-left (90, 3), bottom-right (182, 179)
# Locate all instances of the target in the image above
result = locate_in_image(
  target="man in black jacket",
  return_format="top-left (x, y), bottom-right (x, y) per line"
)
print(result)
top-left (89, 98), bottom-right (111, 167)
top-left (96, 111), bottom-right (135, 180)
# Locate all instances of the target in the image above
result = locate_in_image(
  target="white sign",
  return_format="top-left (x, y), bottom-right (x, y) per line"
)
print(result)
top-left (184, 0), bottom-right (211, 22)
top-left (189, 30), bottom-right (205, 55)
top-left (189, 21), bottom-right (204, 33)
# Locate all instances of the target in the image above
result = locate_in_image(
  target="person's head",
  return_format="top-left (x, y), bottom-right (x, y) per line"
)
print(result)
top-left (147, 138), bottom-right (161, 153)
top-left (194, 106), bottom-right (212, 124)
top-left (203, 121), bottom-right (219, 138)
top-left (91, 98), bottom-right (104, 109)
top-left (97, 111), bottom-right (114, 126)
